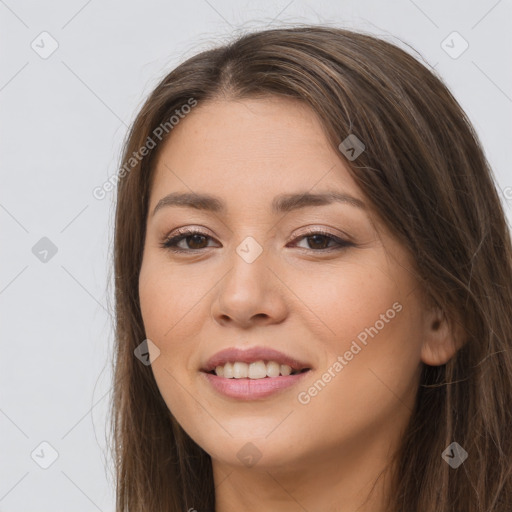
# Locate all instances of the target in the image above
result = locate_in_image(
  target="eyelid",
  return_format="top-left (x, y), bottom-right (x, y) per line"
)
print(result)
top-left (166, 225), bottom-right (214, 238)
top-left (287, 225), bottom-right (353, 244)
top-left (287, 228), bottom-right (354, 252)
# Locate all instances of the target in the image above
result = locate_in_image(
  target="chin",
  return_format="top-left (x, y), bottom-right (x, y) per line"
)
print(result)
top-left (206, 437), bottom-right (302, 470)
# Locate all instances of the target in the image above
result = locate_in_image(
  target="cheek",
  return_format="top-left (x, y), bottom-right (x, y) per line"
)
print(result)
top-left (138, 255), bottom-right (211, 345)
top-left (138, 252), bottom-right (221, 380)
top-left (138, 258), bottom-right (210, 433)
top-left (287, 258), bottom-right (405, 347)
top-left (291, 260), bottom-right (422, 427)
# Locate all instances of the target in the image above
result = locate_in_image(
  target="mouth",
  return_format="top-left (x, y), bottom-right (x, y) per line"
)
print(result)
top-left (200, 346), bottom-right (313, 399)
top-left (201, 346), bottom-right (313, 376)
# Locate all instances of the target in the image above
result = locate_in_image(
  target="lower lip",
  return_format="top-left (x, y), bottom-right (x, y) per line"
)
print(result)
top-left (201, 370), bottom-right (311, 400)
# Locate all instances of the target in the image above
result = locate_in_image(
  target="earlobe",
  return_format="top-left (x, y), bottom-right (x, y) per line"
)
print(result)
top-left (420, 307), bottom-right (462, 366)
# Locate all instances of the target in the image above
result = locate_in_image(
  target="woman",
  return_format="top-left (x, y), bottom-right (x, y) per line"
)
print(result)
top-left (109, 25), bottom-right (512, 511)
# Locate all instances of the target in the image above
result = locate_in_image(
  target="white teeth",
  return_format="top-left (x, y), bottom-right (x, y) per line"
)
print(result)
top-left (223, 362), bottom-right (234, 379)
top-left (212, 360), bottom-right (302, 379)
top-left (248, 361), bottom-right (267, 379)
top-left (266, 361), bottom-right (280, 377)
top-left (280, 364), bottom-right (292, 376)
top-left (233, 361), bottom-right (248, 379)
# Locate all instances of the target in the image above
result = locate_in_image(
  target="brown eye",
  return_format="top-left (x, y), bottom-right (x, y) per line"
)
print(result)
top-left (305, 234), bottom-right (331, 250)
top-left (184, 234), bottom-right (209, 250)
top-left (290, 230), bottom-right (354, 252)
top-left (160, 230), bottom-right (217, 252)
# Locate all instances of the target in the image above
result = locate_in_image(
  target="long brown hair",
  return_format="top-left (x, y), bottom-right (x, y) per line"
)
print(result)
top-left (109, 25), bottom-right (512, 511)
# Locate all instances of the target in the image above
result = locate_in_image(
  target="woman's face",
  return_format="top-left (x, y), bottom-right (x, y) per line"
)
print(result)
top-left (138, 96), bottom-right (440, 476)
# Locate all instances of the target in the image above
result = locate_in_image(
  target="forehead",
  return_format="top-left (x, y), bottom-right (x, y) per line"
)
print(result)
top-left (149, 97), bottom-right (363, 209)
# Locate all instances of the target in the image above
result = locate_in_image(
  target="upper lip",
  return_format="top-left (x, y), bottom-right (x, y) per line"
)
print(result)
top-left (201, 346), bottom-right (313, 373)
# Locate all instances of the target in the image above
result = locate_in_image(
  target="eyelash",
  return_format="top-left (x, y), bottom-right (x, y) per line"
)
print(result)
top-left (159, 228), bottom-right (354, 253)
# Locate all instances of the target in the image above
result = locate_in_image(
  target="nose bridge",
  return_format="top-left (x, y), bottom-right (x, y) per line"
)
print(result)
top-left (224, 234), bottom-right (269, 296)
top-left (235, 235), bottom-right (266, 266)
top-left (211, 233), bottom-right (286, 326)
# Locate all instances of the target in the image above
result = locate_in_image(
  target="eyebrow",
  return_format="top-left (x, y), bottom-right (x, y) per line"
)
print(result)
top-left (151, 190), bottom-right (366, 217)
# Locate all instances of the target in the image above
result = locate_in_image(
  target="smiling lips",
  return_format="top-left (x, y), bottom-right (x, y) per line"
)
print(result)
top-left (201, 346), bottom-right (312, 399)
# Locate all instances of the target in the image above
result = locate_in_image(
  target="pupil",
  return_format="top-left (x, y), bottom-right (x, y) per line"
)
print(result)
top-left (308, 235), bottom-right (328, 249)
top-left (188, 234), bottom-right (207, 249)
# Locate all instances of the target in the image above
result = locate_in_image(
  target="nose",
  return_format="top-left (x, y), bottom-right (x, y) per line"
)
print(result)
top-left (210, 244), bottom-right (288, 329)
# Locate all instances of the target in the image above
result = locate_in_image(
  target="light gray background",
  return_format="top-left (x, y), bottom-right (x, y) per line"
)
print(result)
top-left (1, 1), bottom-right (511, 510)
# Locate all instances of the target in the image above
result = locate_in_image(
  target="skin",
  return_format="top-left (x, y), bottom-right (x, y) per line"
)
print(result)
top-left (138, 96), bottom-right (458, 512)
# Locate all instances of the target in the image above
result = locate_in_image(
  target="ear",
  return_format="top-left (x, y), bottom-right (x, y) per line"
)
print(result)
top-left (420, 306), bottom-right (464, 366)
